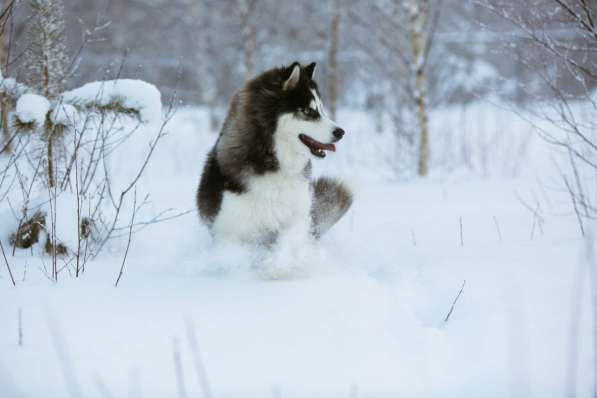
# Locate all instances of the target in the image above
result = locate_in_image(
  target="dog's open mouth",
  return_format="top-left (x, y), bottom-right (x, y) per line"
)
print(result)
top-left (298, 134), bottom-right (336, 158)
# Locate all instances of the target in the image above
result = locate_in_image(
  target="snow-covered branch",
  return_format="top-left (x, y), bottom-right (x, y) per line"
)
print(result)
top-left (62, 79), bottom-right (162, 124)
top-left (1, 74), bottom-right (162, 130)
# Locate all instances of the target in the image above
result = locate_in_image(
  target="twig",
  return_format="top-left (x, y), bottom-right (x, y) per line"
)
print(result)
top-left (566, 248), bottom-right (586, 398)
top-left (18, 307), bottom-right (22, 346)
top-left (46, 176), bottom-right (58, 281)
top-left (12, 156), bottom-right (43, 256)
top-left (444, 279), bottom-right (466, 323)
top-left (185, 320), bottom-right (214, 398)
top-left (0, 239), bottom-right (15, 286)
top-left (74, 124), bottom-right (82, 277)
top-left (95, 376), bottom-right (117, 398)
top-left (173, 337), bottom-right (187, 398)
top-left (110, 208), bottom-right (195, 237)
top-left (567, 146), bottom-right (590, 218)
top-left (0, 0), bottom-right (16, 26)
top-left (515, 191), bottom-right (544, 223)
top-left (459, 216), bottom-right (464, 247)
top-left (515, 191), bottom-right (544, 240)
top-left (114, 188), bottom-right (137, 287)
top-left (46, 311), bottom-right (82, 398)
top-left (95, 113), bottom-right (170, 257)
top-left (493, 215), bottom-right (503, 243)
top-left (587, 231), bottom-right (597, 398)
top-left (349, 383), bottom-right (359, 398)
top-left (562, 173), bottom-right (586, 237)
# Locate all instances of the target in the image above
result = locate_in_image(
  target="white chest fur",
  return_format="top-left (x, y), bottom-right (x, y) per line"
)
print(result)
top-left (212, 172), bottom-right (312, 243)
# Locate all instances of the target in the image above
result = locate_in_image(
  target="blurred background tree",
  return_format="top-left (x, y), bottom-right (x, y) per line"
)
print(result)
top-left (1, 0), bottom-right (595, 176)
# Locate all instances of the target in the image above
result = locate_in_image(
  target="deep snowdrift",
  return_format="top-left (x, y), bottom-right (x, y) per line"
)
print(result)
top-left (0, 105), bottom-right (593, 397)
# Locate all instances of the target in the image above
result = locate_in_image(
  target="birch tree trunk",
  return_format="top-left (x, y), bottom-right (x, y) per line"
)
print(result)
top-left (0, 0), bottom-right (9, 154)
top-left (327, 0), bottom-right (340, 120)
top-left (187, 0), bottom-right (219, 131)
top-left (239, 0), bottom-right (257, 81)
top-left (408, 0), bottom-right (430, 177)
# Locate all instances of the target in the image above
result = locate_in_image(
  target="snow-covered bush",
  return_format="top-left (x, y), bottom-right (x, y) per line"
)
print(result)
top-left (63, 79), bottom-right (162, 124)
top-left (0, 73), bottom-right (169, 280)
top-left (0, 0), bottom-right (179, 283)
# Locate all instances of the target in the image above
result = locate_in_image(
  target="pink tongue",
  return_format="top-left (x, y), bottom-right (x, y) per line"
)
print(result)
top-left (299, 134), bottom-right (336, 152)
top-left (321, 143), bottom-right (336, 152)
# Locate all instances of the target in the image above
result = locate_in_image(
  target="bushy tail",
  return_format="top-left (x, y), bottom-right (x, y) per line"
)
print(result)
top-left (311, 177), bottom-right (352, 238)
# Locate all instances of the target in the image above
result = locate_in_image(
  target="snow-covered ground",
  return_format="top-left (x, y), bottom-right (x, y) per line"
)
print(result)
top-left (0, 104), bottom-right (594, 397)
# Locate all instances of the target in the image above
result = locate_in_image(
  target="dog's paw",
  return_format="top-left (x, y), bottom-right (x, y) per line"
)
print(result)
top-left (258, 265), bottom-right (299, 280)
top-left (254, 252), bottom-right (307, 280)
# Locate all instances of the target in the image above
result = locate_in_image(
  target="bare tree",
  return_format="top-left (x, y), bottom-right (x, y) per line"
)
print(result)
top-left (24, 0), bottom-right (69, 189)
top-left (349, 0), bottom-right (439, 176)
top-left (327, 0), bottom-right (340, 120)
top-left (238, 0), bottom-right (257, 80)
top-left (1, 66), bottom-right (177, 279)
top-left (480, 0), bottom-right (597, 229)
top-left (0, 0), bottom-right (15, 154)
top-left (25, 0), bottom-right (68, 99)
top-left (186, 0), bottom-right (220, 131)
top-left (406, 0), bottom-right (432, 176)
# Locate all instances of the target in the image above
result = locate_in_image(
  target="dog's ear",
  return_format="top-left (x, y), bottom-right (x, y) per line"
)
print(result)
top-left (283, 62), bottom-right (301, 91)
top-left (304, 62), bottom-right (316, 80)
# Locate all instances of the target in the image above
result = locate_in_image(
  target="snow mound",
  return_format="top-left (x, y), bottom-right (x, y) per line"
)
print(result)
top-left (15, 93), bottom-right (50, 125)
top-left (62, 79), bottom-right (162, 123)
top-left (50, 102), bottom-right (79, 126)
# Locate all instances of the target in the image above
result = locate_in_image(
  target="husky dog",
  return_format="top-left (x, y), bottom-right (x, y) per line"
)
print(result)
top-left (197, 62), bottom-right (352, 248)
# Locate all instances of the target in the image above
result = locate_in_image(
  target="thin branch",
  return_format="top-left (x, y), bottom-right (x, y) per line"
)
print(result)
top-left (493, 215), bottom-right (503, 243)
top-left (459, 216), bottom-right (464, 247)
top-left (444, 279), bottom-right (466, 323)
top-left (114, 188), bottom-right (136, 287)
top-left (562, 172), bottom-right (586, 236)
top-left (515, 191), bottom-right (545, 223)
top-left (185, 320), bottom-right (214, 398)
top-left (0, 239), bottom-right (15, 286)
top-left (173, 337), bottom-right (187, 398)
top-left (18, 307), bottom-right (22, 346)
top-left (110, 208), bottom-right (195, 236)
top-left (553, 0), bottom-right (597, 43)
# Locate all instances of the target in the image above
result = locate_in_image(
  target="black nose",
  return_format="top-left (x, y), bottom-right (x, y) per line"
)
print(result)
top-left (333, 127), bottom-right (345, 140)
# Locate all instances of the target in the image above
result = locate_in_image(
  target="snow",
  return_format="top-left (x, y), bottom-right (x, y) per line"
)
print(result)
top-left (0, 103), bottom-right (595, 397)
top-left (50, 102), bottom-right (79, 126)
top-left (62, 79), bottom-right (162, 124)
top-left (0, 76), bottom-right (30, 100)
top-left (15, 93), bottom-right (50, 126)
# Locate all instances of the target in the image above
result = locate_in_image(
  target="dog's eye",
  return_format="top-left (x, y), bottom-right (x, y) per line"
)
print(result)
top-left (301, 108), bottom-right (318, 119)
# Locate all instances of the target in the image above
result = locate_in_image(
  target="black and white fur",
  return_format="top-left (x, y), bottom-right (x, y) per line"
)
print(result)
top-left (197, 62), bottom-right (352, 247)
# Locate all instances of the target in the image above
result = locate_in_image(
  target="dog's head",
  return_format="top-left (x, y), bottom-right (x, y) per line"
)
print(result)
top-left (272, 62), bottom-right (345, 161)
top-left (218, 62), bottom-right (345, 176)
